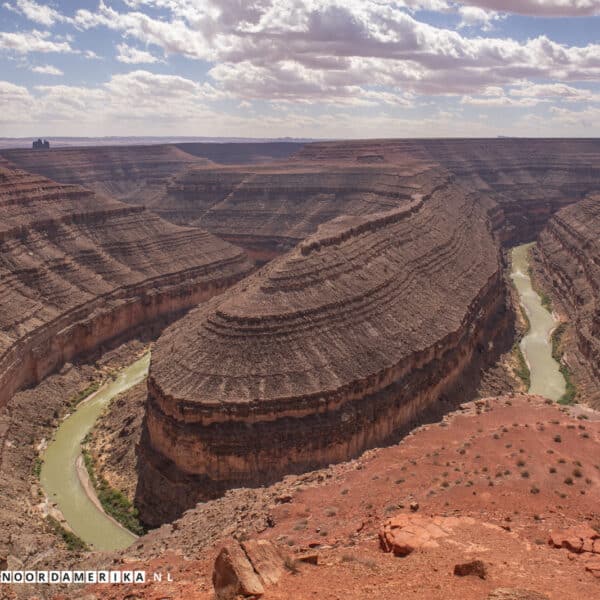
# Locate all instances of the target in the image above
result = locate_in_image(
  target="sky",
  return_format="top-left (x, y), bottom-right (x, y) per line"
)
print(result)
top-left (0, 0), bottom-right (599, 138)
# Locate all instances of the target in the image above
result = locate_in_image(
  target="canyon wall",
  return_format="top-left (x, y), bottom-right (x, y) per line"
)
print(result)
top-left (418, 138), bottom-right (600, 244)
top-left (0, 144), bottom-right (204, 204)
top-left (0, 163), bottom-right (253, 407)
top-left (173, 142), bottom-right (304, 164)
top-left (7, 140), bottom-right (598, 256)
top-left (156, 143), bottom-right (438, 262)
top-left (136, 165), bottom-right (513, 526)
top-left (135, 139), bottom-right (600, 260)
top-left (534, 194), bottom-right (600, 407)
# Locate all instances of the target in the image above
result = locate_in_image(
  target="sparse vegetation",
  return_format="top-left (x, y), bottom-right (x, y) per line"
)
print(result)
top-left (512, 343), bottom-right (530, 389)
top-left (46, 516), bottom-right (88, 552)
top-left (550, 323), bottom-right (577, 405)
top-left (81, 445), bottom-right (145, 536)
top-left (69, 380), bottom-right (101, 408)
top-left (32, 456), bottom-right (43, 479)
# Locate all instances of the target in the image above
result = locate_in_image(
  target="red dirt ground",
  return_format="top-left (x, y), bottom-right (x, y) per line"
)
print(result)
top-left (67, 394), bottom-right (599, 599)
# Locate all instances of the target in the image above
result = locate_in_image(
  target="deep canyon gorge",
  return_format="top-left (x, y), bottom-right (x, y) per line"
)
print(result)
top-left (0, 139), bottom-right (599, 599)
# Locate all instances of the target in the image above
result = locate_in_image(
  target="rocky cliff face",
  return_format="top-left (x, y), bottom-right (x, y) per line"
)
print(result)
top-left (0, 144), bottom-right (204, 204)
top-left (419, 138), bottom-right (600, 244)
top-left (157, 144), bottom-right (437, 262)
top-left (534, 194), bottom-right (600, 407)
top-left (130, 139), bottom-right (600, 261)
top-left (136, 165), bottom-right (513, 526)
top-left (0, 163), bottom-right (253, 407)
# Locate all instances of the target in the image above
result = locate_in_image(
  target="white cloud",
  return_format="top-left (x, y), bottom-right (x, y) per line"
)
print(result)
top-left (0, 80), bottom-right (35, 123)
top-left (0, 30), bottom-right (74, 54)
top-left (31, 64), bottom-right (63, 75)
top-left (461, 82), bottom-right (600, 107)
top-left (116, 43), bottom-right (161, 64)
top-left (0, 0), bottom-right (598, 136)
top-left (510, 82), bottom-right (600, 102)
top-left (458, 6), bottom-right (503, 30)
top-left (69, 0), bottom-right (600, 105)
top-left (456, 1), bottom-right (600, 17)
top-left (5, 0), bottom-right (66, 26)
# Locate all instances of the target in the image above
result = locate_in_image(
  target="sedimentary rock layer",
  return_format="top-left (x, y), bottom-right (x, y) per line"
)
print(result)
top-left (159, 144), bottom-right (437, 262)
top-left (418, 138), bottom-right (600, 244)
top-left (0, 144), bottom-right (204, 204)
top-left (534, 195), bottom-right (600, 407)
top-left (142, 139), bottom-right (600, 260)
top-left (137, 167), bottom-right (512, 525)
top-left (0, 163), bottom-right (253, 407)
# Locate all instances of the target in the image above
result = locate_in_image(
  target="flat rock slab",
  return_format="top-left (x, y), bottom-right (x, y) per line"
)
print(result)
top-left (379, 513), bottom-right (476, 556)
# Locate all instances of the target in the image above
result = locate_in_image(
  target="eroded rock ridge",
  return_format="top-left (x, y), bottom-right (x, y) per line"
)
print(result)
top-left (137, 164), bottom-right (512, 525)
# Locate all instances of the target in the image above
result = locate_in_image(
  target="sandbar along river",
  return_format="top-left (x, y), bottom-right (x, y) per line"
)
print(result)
top-left (40, 353), bottom-right (150, 551)
top-left (510, 243), bottom-right (566, 401)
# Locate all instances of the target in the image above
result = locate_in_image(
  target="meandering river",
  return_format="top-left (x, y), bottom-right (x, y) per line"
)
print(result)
top-left (38, 242), bottom-right (565, 552)
top-left (510, 243), bottom-right (566, 401)
top-left (40, 353), bottom-right (150, 551)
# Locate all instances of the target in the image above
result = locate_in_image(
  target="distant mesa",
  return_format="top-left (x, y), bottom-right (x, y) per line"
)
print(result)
top-left (356, 153), bottom-right (385, 163)
top-left (32, 138), bottom-right (50, 150)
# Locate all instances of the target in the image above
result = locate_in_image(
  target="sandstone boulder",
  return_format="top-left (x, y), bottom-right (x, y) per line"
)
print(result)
top-left (548, 524), bottom-right (599, 554)
top-left (213, 538), bottom-right (290, 599)
top-left (241, 539), bottom-right (286, 586)
top-left (213, 542), bottom-right (264, 599)
top-left (379, 514), bottom-right (463, 556)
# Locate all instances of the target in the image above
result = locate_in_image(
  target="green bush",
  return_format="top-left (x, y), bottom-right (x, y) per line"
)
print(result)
top-left (81, 446), bottom-right (146, 536)
top-left (46, 516), bottom-right (88, 552)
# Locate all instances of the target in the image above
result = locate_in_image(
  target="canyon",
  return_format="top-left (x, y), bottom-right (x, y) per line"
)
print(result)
top-left (0, 158), bottom-right (253, 409)
top-left (137, 161), bottom-right (513, 525)
top-left (534, 193), bottom-right (600, 407)
top-left (0, 139), bottom-right (598, 600)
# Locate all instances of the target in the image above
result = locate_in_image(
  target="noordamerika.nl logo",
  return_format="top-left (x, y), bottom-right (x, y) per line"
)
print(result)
top-left (0, 570), bottom-right (173, 584)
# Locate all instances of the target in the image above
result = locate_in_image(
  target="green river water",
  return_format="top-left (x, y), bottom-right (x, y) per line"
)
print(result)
top-left (510, 243), bottom-right (566, 401)
top-left (40, 353), bottom-right (150, 551)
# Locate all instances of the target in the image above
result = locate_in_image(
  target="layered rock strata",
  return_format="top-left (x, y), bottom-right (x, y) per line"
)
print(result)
top-left (142, 140), bottom-right (600, 261)
top-left (137, 169), bottom-right (512, 525)
top-left (0, 164), bottom-right (253, 407)
top-left (160, 146), bottom-right (436, 262)
top-left (174, 142), bottom-right (304, 164)
top-left (534, 195), bottom-right (600, 407)
top-left (0, 144), bottom-right (203, 204)
top-left (418, 138), bottom-right (600, 244)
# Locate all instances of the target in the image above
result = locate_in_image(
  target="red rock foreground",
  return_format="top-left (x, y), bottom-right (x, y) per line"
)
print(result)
top-left (0, 162), bottom-right (253, 407)
top-left (136, 164), bottom-right (514, 525)
top-left (73, 395), bottom-right (600, 600)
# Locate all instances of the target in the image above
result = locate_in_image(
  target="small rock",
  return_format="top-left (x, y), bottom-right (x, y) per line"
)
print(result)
top-left (297, 553), bottom-right (319, 565)
top-left (410, 502), bottom-right (419, 512)
top-left (487, 589), bottom-right (549, 600)
top-left (453, 559), bottom-right (486, 579)
top-left (583, 555), bottom-right (600, 578)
